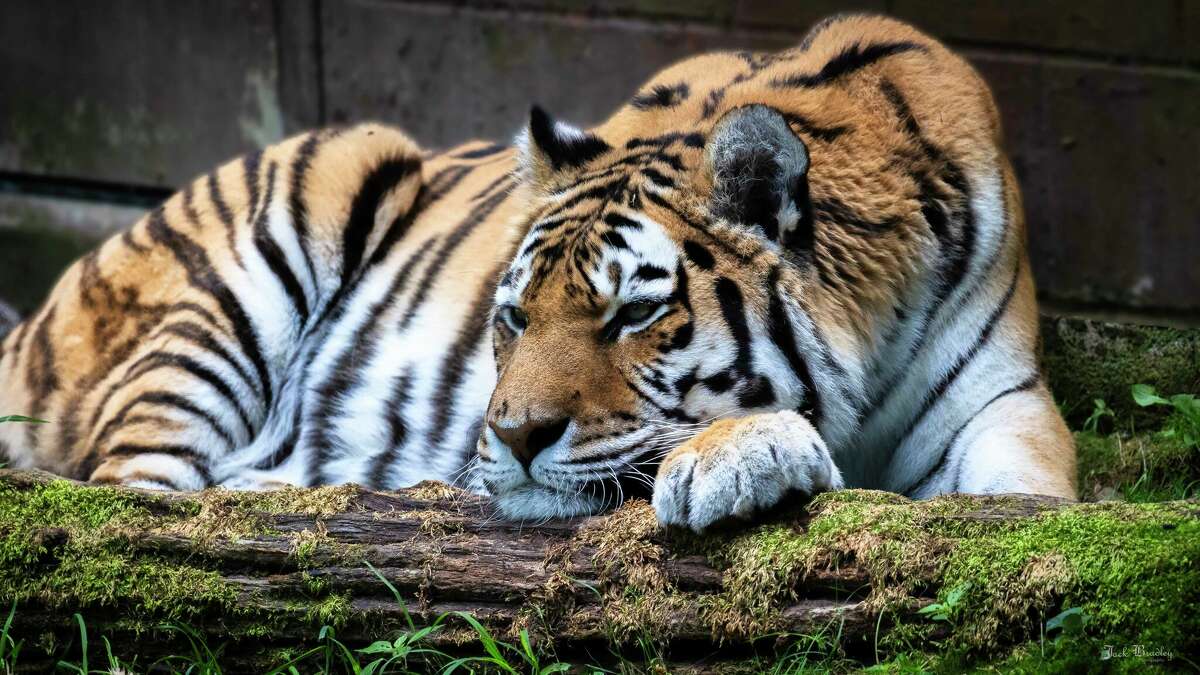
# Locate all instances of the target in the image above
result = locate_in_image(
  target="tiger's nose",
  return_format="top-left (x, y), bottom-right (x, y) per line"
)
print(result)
top-left (489, 417), bottom-right (571, 471)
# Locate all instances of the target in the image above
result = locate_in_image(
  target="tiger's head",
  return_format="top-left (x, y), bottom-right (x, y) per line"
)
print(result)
top-left (477, 103), bottom-right (827, 520)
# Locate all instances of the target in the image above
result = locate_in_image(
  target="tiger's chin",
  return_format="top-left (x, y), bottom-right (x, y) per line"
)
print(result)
top-left (492, 483), bottom-right (609, 522)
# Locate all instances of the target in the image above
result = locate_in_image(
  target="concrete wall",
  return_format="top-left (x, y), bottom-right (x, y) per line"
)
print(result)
top-left (1, 0), bottom-right (1196, 320)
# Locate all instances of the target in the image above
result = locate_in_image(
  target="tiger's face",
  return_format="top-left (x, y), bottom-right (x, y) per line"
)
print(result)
top-left (478, 105), bottom-right (816, 519)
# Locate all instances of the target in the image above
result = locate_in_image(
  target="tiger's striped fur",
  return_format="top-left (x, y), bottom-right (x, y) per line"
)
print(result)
top-left (0, 15), bottom-right (1073, 529)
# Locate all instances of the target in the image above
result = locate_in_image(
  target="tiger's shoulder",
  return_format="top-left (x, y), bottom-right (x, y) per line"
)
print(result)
top-left (602, 13), bottom-right (1000, 155)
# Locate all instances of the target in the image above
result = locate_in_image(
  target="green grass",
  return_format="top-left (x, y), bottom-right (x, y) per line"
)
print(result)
top-left (1076, 384), bottom-right (1200, 502)
top-left (0, 415), bottom-right (47, 424)
top-left (24, 562), bottom-right (581, 675)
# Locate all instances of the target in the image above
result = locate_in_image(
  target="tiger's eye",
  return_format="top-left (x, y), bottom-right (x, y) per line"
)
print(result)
top-left (621, 302), bottom-right (657, 323)
top-left (502, 306), bottom-right (528, 331)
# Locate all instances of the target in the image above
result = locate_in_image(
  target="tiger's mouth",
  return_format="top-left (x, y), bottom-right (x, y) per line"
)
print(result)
top-left (490, 482), bottom-right (609, 521)
top-left (482, 449), bottom-right (662, 523)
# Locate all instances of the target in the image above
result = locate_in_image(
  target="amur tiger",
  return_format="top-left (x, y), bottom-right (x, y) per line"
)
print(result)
top-left (0, 14), bottom-right (1074, 530)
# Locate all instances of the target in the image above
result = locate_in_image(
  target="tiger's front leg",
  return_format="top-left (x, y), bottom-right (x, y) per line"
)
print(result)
top-left (652, 410), bottom-right (843, 531)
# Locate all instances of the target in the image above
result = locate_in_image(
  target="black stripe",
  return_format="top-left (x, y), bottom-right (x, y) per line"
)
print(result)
top-left (603, 213), bottom-right (643, 230)
top-left (890, 261), bottom-right (1023, 455)
top-left (811, 197), bottom-right (901, 235)
top-left (243, 150), bottom-right (264, 222)
top-left (452, 143), bottom-right (508, 160)
top-left (678, 462), bottom-right (694, 525)
top-left (454, 418), bottom-right (485, 486)
top-left (714, 277), bottom-right (752, 374)
top-left (547, 180), bottom-right (621, 215)
top-left (634, 264), bottom-right (669, 281)
top-left (623, 131), bottom-right (704, 150)
top-left (600, 230), bottom-right (628, 249)
top-left (531, 215), bottom-right (573, 235)
top-left (425, 165), bottom-right (475, 201)
top-left (366, 189), bottom-right (425, 270)
top-left (682, 241), bottom-right (715, 271)
top-left (207, 171), bottom-right (242, 267)
top-left (396, 186), bottom-right (512, 331)
top-left (341, 156), bottom-right (422, 286)
top-left (904, 373), bottom-right (1040, 496)
top-left (146, 211), bottom-right (273, 405)
top-left (783, 112), bottom-right (850, 142)
top-left (287, 133), bottom-right (324, 296)
top-left (208, 171), bottom-right (235, 227)
top-left (471, 173), bottom-right (514, 203)
top-left (367, 369), bottom-right (415, 489)
top-left (771, 42), bottom-right (926, 88)
top-left (114, 351), bottom-right (255, 441)
top-left (254, 424), bottom-right (300, 472)
top-left (105, 443), bottom-right (213, 484)
top-left (95, 391), bottom-right (235, 452)
top-left (631, 82), bottom-right (690, 110)
top-left (155, 320), bottom-right (260, 397)
top-left (181, 183), bottom-right (202, 229)
top-left (640, 167), bottom-right (676, 189)
top-left (424, 260), bottom-right (507, 452)
top-left (121, 229), bottom-right (149, 253)
top-left (252, 161), bottom-right (311, 327)
top-left (310, 237), bottom-right (439, 482)
top-left (620, 370), bottom-right (697, 423)
top-left (24, 305), bottom-right (59, 449)
top-left (701, 88), bottom-right (727, 119)
top-left (766, 268), bottom-right (822, 428)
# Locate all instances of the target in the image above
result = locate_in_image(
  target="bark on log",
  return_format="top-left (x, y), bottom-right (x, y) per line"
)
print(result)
top-left (0, 469), bottom-right (1195, 671)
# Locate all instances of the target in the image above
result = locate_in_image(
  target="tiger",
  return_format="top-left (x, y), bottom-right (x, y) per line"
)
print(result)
top-left (0, 14), bottom-right (1075, 531)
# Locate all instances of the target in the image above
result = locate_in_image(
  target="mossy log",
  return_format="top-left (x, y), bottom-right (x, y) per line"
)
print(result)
top-left (1, 469), bottom-right (1197, 670)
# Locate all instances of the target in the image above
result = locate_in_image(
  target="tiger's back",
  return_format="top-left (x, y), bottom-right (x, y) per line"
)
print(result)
top-left (0, 14), bottom-right (1073, 512)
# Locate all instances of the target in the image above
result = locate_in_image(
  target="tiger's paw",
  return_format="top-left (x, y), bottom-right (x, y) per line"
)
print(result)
top-left (651, 410), bottom-right (843, 532)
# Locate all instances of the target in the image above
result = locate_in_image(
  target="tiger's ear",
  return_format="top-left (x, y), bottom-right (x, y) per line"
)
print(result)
top-left (705, 105), bottom-right (812, 249)
top-left (517, 105), bottom-right (611, 189)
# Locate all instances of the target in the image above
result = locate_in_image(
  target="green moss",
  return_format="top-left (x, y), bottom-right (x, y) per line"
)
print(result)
top-left (302, 572), bottom-right (330, 596)
top-left (304, 593), bottom-right (352, 628)
top-left (1041, 317), bottom-right (1200, 427)
top-left (0, 475), bottom-right (371, 646)
top-left (0, 479), bottom-right (236, 623)
top-left (708, 491), bottom-right (967, 638)
top-left (940, 501), bottom-right (1199, 651)
top-left (698, 491), bottom-right (1198, 658)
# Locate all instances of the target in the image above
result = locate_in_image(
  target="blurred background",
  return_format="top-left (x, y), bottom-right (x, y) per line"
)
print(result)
top-left (1, 0), bottom-right (1197, 325)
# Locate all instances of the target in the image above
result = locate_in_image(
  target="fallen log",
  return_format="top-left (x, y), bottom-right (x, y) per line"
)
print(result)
top-left (0, 469), bottom-right (1196, 671)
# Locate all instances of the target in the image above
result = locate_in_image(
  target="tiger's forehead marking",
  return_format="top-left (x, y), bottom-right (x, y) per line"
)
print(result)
top-left (497, 134), bottom-right (703, 309)
top-left (497, 204), bottom-right (681, 311)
